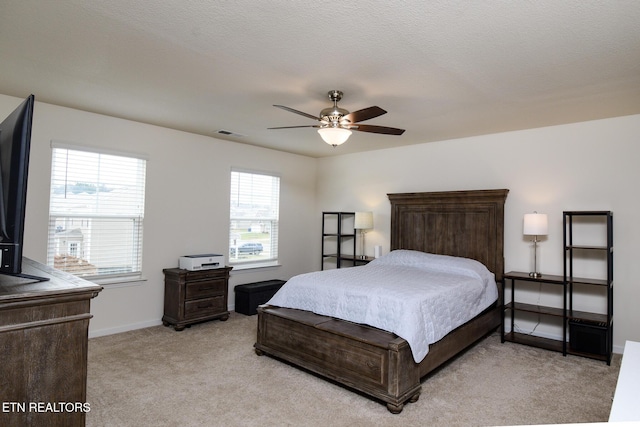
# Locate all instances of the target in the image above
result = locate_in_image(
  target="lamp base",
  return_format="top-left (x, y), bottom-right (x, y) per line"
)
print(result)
top-left (529, 272), bottom-right (542, 278)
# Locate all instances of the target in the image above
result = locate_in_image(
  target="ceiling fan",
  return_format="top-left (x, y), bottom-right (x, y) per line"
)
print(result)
top-left (268, 90), bottom-right (405, 146)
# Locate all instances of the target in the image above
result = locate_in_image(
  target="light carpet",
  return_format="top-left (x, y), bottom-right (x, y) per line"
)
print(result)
top-left (86, 312), bottom-right (620, 427)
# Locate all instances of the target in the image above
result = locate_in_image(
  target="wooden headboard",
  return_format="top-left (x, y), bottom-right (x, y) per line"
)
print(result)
top-left (388, 189), bottom-right (509, 282)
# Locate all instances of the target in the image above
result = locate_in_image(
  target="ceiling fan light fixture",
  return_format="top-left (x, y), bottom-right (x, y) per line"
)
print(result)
top-left (318, 127), bottom-right (352, 147)
top-left (270, 90), bottom-right (405, 144)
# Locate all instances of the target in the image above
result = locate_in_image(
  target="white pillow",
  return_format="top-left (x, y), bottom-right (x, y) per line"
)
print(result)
top-left (369, 249), bottom-right (494, 284)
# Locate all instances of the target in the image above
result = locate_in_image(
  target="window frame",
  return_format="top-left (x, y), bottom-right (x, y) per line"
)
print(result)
top-left (229, 167), bottom-right (280, 270)
top-left (47, 141), bottom-right (147, 283)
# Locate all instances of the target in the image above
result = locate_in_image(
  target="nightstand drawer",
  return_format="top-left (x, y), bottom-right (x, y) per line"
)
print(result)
top-left (183, 269), bottom-right (227, 281)
top-left (185, 279), bottom-right (226, 300)
top-left (185, 296), bottom-right (225, 318)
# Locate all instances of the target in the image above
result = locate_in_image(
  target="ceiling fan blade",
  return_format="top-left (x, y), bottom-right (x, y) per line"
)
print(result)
top-left (343, 106), bottom-right (387, 123)
top-left (273, 105), bottom-right (319, 121)
top-left (351, 124), bottom-right (405, 135)
top-left (268, 125), bottom-right (320, 129)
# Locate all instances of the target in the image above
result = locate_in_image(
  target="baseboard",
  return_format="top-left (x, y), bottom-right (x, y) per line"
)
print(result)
top-left (89, 319), bottom-right (163, 338)
top-left (88, 304), bottom-right (237, 338)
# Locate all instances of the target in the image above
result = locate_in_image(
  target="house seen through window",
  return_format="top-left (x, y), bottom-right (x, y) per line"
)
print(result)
top-left (229, 169), bottom-right (280, 267)
top-left (47, 144), bottom-right (146, 280)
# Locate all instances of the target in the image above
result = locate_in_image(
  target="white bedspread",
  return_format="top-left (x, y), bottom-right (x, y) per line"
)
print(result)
top-left (266, 250), bottom-right (498, 363)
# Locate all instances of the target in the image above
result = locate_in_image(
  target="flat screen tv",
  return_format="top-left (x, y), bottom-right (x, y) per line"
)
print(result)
top-left (0, 94), bottom-right (46, 281)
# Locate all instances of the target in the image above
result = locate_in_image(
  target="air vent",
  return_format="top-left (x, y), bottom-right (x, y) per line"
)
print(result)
top-left (215, 129), bottom-right (245, 138)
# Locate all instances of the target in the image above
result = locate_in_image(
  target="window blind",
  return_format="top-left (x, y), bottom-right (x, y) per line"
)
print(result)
top-left (229, 168), bottom-right (280, 266)
top-left (47, 146), bottom-right (146, 280)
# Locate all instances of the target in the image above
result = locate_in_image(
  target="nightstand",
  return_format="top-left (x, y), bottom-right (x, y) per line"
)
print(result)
top-left (162, 266), bottom-right (232, 331)
top-left (501, 271), bottom-right (567, 354)
top-left (340, 254), bottom-right (375, 266)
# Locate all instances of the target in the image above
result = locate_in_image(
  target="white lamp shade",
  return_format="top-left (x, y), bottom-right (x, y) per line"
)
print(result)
top-left (354, 211), bottom-right (373, 230)
top-left (523, 213), bottom-right (548, 236)
top-left (318, 127), bottom-right (352, 146)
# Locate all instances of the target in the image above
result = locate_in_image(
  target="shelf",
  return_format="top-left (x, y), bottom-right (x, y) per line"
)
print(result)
top-left (505, 302), bottom-right (564, 317)
top-left (503, 210), bottom-right (613, 365)
top-left (338, 255), bottom-right (374, 263)
top-left (501, 272), bottom-right (568, 357)
top-left (564, 210), bottom-right (612, 216)
top-left (322, 212), bottom-right (357, 270)
top-left (503, 271), bottom-right (564, 284)
top-left (567, 349), bottom-right (609, 362)
top-left (563, 210), bottom-right (613, 365)
top-left (565, 245), bottom-right (609, 251)
top-left (336, 254), bottom-right (372, 259)
top-left (567, 310), bottom-right (609, 325)
top-left (504, 332), bottom-right (564, 353)
top-left (325, 254), bottom-right (373, 263)
top-left (567, 277), bottom-right (610, 287)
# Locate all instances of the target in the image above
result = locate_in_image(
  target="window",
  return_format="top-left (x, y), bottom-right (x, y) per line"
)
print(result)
top-left (47, 143), bottom-right (146, 281)
top-left (229, 169), bottom-right (280, 267)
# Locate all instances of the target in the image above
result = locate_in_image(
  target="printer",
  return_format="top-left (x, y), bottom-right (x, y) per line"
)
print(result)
top-left (179, 253), bottom-right (225, 271)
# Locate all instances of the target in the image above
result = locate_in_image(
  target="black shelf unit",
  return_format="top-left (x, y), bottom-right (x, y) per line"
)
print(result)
top-left (322, 212), bottom-right (357, 270)
top-left (563, 211), bottom-right (613, 364)
top-left (502, 271), bottom-right (567, 355)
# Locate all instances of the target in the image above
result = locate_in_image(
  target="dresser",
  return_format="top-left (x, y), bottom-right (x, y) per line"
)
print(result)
top-left (0, 257), bottom-right (102, 427)
top-left (162, 266), bottom-right (232, 331)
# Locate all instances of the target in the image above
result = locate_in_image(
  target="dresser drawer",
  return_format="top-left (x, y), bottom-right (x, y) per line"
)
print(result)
top-left (185, 279), bottom-right (226, 300)
top-left (184, 296), bottom-right (225, 318)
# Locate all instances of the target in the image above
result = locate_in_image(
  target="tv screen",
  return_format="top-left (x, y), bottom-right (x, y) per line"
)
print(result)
top-left (0, 94), bottom-right (34, 277)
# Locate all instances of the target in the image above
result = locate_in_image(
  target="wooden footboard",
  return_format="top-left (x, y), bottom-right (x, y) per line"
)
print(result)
top-left (254, 305), bottom-right (421, 413)
top-left (255, 302), bottom-right (500, 413)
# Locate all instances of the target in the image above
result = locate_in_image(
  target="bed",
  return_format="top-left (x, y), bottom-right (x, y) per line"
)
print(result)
top-left (254, 189), bottom-right (508, 413)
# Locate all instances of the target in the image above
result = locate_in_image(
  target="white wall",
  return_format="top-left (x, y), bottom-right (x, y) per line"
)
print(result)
top-left (0, 94), bottom-right (318, 337)
top-left (4, 90), bottom-right (638, 352)
top-left (317, 114), bottom-right (640, 353)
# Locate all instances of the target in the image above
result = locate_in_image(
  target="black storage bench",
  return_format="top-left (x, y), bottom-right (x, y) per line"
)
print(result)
top-left (234, 280), bottom-right (286, 315)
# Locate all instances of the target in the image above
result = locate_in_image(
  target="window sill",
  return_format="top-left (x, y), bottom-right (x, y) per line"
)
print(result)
top-left (91, 275), bottom-right (148, 288)
top-left (230, 262), bottom-right (281, 273)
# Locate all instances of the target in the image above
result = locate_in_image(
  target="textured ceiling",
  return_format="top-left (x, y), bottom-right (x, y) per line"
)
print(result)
top-left (1, 1), bottom-right (639, 157)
